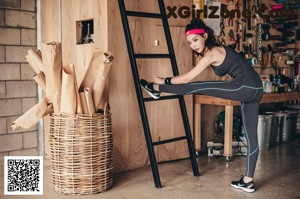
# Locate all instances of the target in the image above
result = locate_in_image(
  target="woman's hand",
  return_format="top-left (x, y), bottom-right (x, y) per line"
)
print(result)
top-left (152, 76), bottom-right (165, 85)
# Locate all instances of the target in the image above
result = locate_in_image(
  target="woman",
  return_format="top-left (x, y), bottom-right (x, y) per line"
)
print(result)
top-left (141, 18), bottom-right (263, 193)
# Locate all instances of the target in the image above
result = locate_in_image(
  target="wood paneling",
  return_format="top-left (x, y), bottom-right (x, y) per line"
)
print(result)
top-left (61, 0), bottom-right (108, 86)
top-left (40, 0), bottom-right (61, 43)
top-left (40, 0), bottom-right (61, 158)
top-left (108, 0), bottom-right (193, 171)
top-left (41, 0), bottom-right (194, 172)
top-left (107, 0), bottom-right (148, 172)
top-left (155, 27), bottom-right (193, 162)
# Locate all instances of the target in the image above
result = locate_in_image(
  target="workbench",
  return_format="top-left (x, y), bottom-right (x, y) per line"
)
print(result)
top-left (193, 92), bottom-right (300, 160)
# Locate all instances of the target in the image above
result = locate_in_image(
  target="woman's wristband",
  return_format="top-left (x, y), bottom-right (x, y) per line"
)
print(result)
top-left (164, 77), bottom-right (172, 85)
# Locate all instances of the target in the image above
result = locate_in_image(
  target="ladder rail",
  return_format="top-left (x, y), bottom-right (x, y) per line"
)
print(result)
top-left (118, 0), bottom-right (162, 188)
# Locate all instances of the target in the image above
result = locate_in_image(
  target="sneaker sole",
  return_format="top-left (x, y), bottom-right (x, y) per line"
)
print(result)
top-left (231, 184), bottom-right (255, 193)
top-left (141, 86), bottom-right (160, 99)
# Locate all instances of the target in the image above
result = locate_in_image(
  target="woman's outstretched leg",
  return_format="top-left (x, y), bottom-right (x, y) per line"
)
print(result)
top-left (158, 80), bottom-right (262, 102)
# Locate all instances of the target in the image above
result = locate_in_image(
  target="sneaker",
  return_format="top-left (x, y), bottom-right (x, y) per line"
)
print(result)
top-left (231, 175), bottom-right (255, 193)
top-left (140, 79), bottom-right (161, 99)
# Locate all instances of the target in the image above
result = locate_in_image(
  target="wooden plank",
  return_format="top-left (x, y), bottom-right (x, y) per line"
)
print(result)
top-left (40, 0), bottom-right (61, 43)
top-left (261, 92), bottom-right (300, 104)
top-left (194, 95), bottom-right (240, 106)
top-left (40, 0), bottom-right (61, 159)
top-left (193, 104), bottom-right (201, 150)
top-left (194, 92), bottom-right (300, 106)
top-left (224, 105), bottom-right (233, 157)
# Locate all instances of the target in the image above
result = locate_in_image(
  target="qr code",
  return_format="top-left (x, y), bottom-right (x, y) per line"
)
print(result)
top-left (4, 156), bottom-right (43, 195)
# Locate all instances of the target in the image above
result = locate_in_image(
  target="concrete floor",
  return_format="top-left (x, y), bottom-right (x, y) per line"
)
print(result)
top-left (1, 139), bottom-right (300, 199)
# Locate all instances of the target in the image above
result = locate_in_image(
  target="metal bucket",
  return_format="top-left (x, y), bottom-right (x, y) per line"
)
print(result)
top-left (281, 104), bottom-right (300, 134)
top-left (264, 111), bottom-right (284, 146)
top-left (282, 111), bottom-right (298, 142)
top-left (257, 114), bottom-right (273, 150)
top-left (297, 110), bottom-right (300, 134)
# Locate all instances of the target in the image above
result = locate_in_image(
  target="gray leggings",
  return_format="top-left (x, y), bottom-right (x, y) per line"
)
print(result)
top-left (159, 80), bottom-right (263, 178)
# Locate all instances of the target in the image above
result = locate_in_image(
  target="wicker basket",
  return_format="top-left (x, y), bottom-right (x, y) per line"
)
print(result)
top-left (49, 105), bottom-right (113, 195)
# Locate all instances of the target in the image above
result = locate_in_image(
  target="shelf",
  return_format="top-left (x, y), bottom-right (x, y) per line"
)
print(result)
top-left (252, 66), bottom-right (292, 68)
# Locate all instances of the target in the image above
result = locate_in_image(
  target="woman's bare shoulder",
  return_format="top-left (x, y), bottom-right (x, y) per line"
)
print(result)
top-left (206, 46), bottom-right (226, 66)
top-left (207, 46), bottom-right (225, 55)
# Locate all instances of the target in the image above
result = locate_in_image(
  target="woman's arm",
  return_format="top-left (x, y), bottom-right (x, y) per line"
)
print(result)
top-left (153, 54), bottom-right (215, 84)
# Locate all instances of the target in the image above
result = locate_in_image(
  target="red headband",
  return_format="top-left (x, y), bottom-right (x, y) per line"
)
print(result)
top-left (185, 29), bottom-right (205, 37)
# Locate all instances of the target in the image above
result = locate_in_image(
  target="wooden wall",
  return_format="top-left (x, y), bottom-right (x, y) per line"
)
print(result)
top-left (61, 0), bottom-right (109, 85)
top-left (40, 0), bottom-right (61, 43)
top-left (40, 0), bottom-right (194, 172)
top-left (108, 0), bottom-right (194, 171)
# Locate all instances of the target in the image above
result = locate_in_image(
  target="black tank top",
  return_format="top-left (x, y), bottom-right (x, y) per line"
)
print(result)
top-left (211, 45), bottom-right (262, 87)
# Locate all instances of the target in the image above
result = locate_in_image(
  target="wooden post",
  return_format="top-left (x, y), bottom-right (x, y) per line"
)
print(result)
top-left (224, 105), bottom-right (233, 157)
top-left (193, 104), bottom-right (201, 151)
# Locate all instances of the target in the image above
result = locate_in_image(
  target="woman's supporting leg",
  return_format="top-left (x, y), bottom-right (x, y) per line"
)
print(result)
top-left (240, 100), bottom-right (260, 178)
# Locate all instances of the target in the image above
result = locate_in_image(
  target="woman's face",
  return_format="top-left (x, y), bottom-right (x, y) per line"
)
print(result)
top-left (186, 33), bottom-right (207, 53)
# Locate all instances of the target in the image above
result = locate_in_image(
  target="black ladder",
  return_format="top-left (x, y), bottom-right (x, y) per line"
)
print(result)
top-left (118, 0), bottom-right (200, 188)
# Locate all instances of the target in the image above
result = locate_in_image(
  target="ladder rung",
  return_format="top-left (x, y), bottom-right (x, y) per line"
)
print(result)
top-left (135, 54), bottom-right (171, 59)
top-left (144, 95), bottom-right (179, 102)
top-left (153, 136), bottom-right (187, 146)
top-left (126, 11), bottom-right (162, 18)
